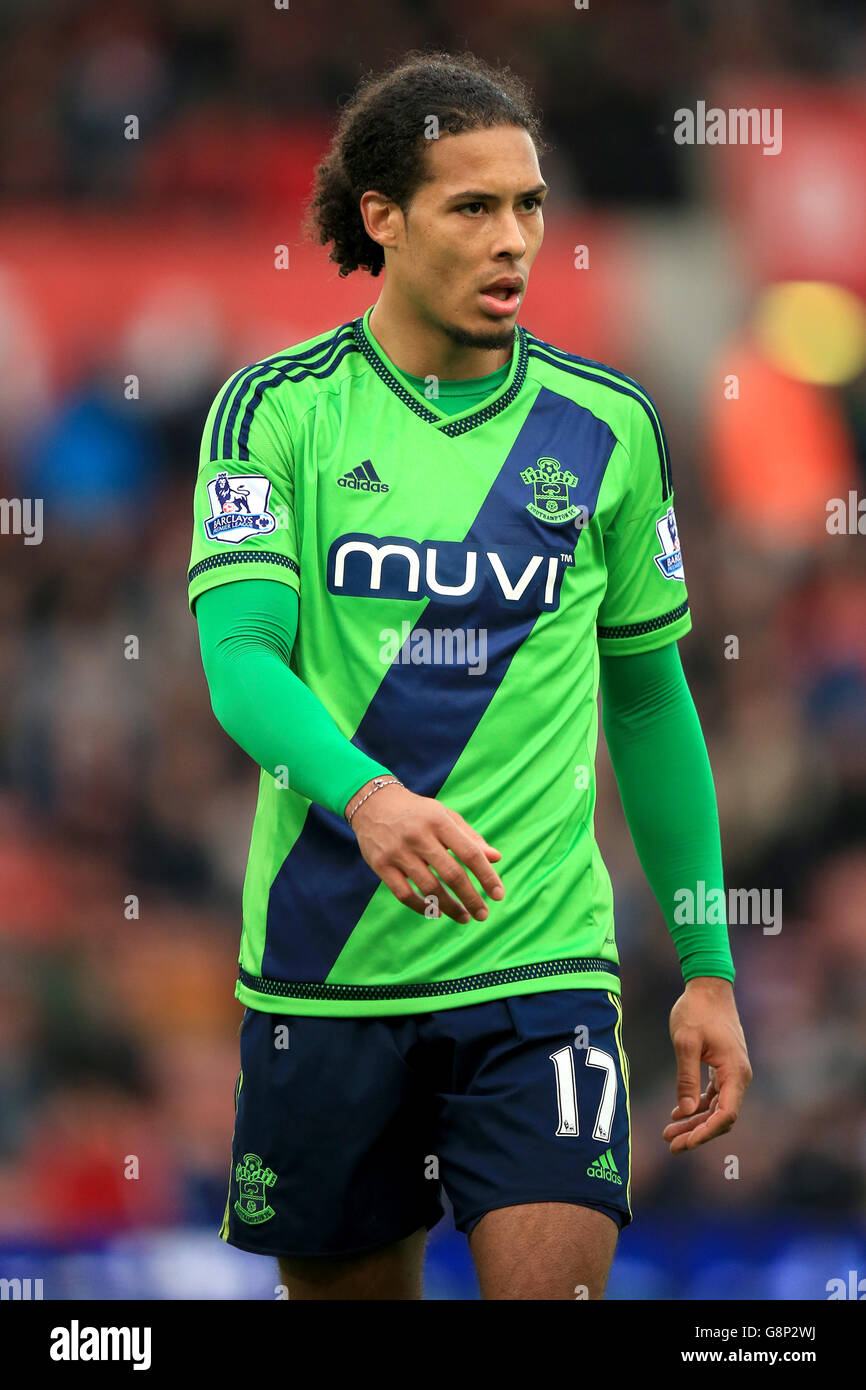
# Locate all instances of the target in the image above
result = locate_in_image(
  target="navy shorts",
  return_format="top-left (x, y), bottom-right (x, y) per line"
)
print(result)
top-left (220, 988), bottom-right (632, 1258)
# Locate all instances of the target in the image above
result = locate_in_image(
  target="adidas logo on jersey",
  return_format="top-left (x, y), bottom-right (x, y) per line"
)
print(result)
top-left (338, 460), bottom-right (389, 493)
top-left (586, 1149), bottom-right (622, 1185)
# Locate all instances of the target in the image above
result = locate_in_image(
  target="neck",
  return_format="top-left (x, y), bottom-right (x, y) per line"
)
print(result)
top-left (368, 285), bottom-right (514, 380)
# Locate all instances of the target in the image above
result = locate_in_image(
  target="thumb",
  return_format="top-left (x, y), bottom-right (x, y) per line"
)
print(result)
top-left (673, 1027), bottom-right (702, 1115)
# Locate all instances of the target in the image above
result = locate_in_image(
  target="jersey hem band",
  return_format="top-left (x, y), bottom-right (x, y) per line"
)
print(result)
top-left (235, 964), bottom-right (623, 1017)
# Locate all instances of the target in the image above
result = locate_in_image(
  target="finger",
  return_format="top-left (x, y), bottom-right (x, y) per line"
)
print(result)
top-left (715, 1065), bottom-right (752, 1124)
top-left (663, 1095), bottom-right (720, 1138)
top-left (443, 808), bottom-right (502, 861)
top-left (424, 846), bottom-right (490, 920)
top-left (670, 1075), bottom-right (717, 1120)
top-left (440, 825), bottom-right (505, 903)
top-left (667, 1106), bottom-right (738, 1153)
top-left (666, 1097), bottom-right (732, 1149)
top-left (671, 1025), bottom-right (703, 1117)
top-left (665, 1091), bottom-right (720, 1133)
top-left (378, 865), bottom-right (439, 919)
top-left (444, 806), bottom-right (505, 867)
top-left (401, 855), bottom-right (472, 925)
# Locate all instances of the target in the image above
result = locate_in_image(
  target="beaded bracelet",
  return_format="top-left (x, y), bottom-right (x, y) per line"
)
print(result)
top-left (345, 775), bottom-right (404, 826)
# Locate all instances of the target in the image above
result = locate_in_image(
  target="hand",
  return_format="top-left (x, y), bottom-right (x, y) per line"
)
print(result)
top-left (663, 977), bottom-right (752, 1154)
top-left (345, 780), bottom-right (504, 924)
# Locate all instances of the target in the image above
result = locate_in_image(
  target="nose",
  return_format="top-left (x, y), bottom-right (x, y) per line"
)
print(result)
top-left (492, 208), bottom-right (527, 260)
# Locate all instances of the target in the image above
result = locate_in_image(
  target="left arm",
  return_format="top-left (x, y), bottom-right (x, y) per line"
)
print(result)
top-left (599, 642), bottom-right (752, 1152)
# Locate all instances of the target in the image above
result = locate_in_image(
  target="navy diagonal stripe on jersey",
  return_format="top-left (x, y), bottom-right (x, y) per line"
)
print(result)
top-left (210, 325), bottom-right (357, 462)
top-left (527, 343), bottom-right (672, 502)
top-left (261, 387), bottom-right (617, 983)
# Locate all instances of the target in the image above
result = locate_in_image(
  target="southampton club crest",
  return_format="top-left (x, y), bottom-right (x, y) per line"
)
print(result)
top-left (520, 457), bottom-right (581, 524)
top-left (204, 471), bottom-right (277, 543)
top-left (234, 1152), bottom-right (277, 1225)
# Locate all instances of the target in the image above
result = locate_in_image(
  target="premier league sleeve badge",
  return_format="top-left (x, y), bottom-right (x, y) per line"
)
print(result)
top-left (204, 471), bottom-right (277, 543)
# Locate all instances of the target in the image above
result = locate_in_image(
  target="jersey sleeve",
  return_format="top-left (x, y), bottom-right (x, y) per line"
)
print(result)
top-left (596, 393), bottom-right (692, 655)
top-left (187, 368), bottom-right (300, 616)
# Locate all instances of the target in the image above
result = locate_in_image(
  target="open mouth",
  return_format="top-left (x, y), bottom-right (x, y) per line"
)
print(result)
top-left (479, 283), bottom-right (522, 316)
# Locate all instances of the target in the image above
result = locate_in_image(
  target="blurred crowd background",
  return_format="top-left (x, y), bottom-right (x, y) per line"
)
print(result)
top-left (0, 0), bottom-right (864, 1299)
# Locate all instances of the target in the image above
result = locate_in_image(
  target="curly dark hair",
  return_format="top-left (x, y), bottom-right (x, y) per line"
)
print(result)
top-left (304, 49), bottom-right (548, 278)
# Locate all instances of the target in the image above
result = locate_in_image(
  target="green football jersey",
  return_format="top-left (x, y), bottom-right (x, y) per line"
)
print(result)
top-left (188, 306), bottom-right (692, 1016)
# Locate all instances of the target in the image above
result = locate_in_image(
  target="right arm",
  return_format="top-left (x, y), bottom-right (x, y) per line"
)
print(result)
top-left (195, 577), bottom-right (390, 819)
top-left (195, 577), bottom-right (504, 922)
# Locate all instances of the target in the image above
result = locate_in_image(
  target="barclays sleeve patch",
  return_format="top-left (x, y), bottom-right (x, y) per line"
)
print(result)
top-left (653, 505), bottom-right (685, 580)
top-left (204, 471), bottom-right (277, 544)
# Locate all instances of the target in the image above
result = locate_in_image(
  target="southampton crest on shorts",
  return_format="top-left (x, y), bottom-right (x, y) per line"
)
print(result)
top-left (204, 471), bottom-right (277, 543)
top-left (234, 1152), bottom-right (277, 1225)
top-left (520, 458), bottom-right (581, 524)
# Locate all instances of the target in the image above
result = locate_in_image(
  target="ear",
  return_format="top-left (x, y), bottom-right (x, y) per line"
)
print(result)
top-left (360, 191), bottom-right (403, 252)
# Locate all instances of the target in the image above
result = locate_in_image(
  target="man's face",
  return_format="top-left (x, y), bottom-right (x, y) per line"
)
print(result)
top-left (389, 125), bottom-right (547, 351)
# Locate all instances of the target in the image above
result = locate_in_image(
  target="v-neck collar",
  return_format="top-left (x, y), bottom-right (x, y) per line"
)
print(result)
top-left (352, 306), bottom-right (529, 438)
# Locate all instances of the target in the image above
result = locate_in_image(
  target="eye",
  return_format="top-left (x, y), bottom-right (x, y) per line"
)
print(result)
top-left (521, 196), bottom-right (543, 212)
top-left (458, 201), bottom-right (485, 216)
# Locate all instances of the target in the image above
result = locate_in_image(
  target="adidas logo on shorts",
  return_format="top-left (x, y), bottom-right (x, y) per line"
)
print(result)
top-left (586, 1148), bottom-right (622, 1185)
top-left (338, 460), bottom-right (389, 493)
